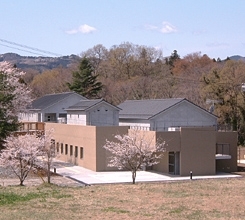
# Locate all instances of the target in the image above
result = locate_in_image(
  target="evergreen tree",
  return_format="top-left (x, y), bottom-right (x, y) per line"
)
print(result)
top-left (217, 57), bottom-right (222, 62)
top-left (168, 50), bottom-right (180, 68)
top-left (166, 50), bottom-right (180, 74)
top-left (0, 89), bottom-right (19, 148)
top-left (225, 56), bottom-right (230, 61)
top-left (68, 57), bottom-right (103, 98)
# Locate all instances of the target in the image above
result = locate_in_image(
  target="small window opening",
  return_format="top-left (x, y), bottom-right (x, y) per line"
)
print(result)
top-left (70, 145), bottom-right (73, 156)
top-left (80, 147), bottom-right (84, 159)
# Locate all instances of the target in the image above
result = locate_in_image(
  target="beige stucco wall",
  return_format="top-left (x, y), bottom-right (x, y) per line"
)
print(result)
top-left (46, 123), bottom-right (129, 171)
top-left (95, 126), bottom-right (129, 171)
top-left (154, 131), bottom-right (181, 173)
top-left (45, 123), bottom-right (237, 175)
top-left (180, 127), bottom-right (216, 176)
top-left (46, 123), bottom-right (97, 171)
top-left (156, 131), bottom-right (181, 152)
top-left (154, 128), bottom-right (216, 176)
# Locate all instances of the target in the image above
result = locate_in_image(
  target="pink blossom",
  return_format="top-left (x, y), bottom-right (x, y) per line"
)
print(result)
top-left (0, 61), bottom-right (32, 120)
top-left (0, 134), bottom-right (43, 185)
top-left (103, 131), bottom-right (165, 184)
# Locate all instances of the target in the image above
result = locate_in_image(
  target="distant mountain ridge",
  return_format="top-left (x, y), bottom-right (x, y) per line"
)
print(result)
top-left (0, 53), bottom-right (80, 72)
top-left (229, 55), bottom-right (245, 61)
top-left (1, 53), bottom-right (244, 73)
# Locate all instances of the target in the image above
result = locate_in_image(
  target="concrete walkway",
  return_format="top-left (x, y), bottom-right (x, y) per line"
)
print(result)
top-left (53, 160), bottom-right (242, 185)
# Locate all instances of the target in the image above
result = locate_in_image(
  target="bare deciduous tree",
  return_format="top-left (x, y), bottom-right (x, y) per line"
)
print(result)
top-left (30, 67), bottom-right (72, 98)
top-left (0, 134), bottom-right (42, 186)
top-left (103, 131), bottom-right (165, 184)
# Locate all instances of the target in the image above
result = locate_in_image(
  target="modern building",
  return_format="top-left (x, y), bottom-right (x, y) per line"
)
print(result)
top-left (19, 92), bottom-right (86, 123)
top-left (19, 93), bottom-right (237, 176)
top-left (118, 98), bottom-right (217, 131)
top-left (65, 99), bottom-right (120, 126)
top-left (46, 123), bottom-right (237, 176)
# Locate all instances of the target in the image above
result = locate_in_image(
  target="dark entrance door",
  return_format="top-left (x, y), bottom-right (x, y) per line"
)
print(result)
top-left (169, 152), bottom-right (180, 175)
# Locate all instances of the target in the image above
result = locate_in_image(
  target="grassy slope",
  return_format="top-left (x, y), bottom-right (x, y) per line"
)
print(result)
top-left (0, 178), bottom-right (245, 220)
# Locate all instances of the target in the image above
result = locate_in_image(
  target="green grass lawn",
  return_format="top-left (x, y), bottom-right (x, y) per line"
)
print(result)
top-left (0, 178), bottom-right (245, 220)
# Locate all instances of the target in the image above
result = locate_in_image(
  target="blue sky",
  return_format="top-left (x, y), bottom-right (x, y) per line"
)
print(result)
top-left (0, 1), bottom-right (244, 59)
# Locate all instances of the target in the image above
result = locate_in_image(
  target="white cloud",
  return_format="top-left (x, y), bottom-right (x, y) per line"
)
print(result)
top-left (66, 24), bottom-right (97, 34)
top-left (145, 21), bottom-right (177, 34)
top-left (79, 24), bottom-right (96, 33)
top-left (160, 22), bottom-right (177, 34)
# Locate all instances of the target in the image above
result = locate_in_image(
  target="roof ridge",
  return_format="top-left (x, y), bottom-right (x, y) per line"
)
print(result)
top-left (123, 98), bottom-right (184, 102)
top-left (66, 98), bottom-right (120, 111)
top-left (81, 98), bottom-right (103, 101)
top-left (43, 91), bottom-right (75, 97)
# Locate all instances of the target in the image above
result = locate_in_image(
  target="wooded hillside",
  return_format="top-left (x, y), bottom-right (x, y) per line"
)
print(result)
top-left (16, 42), bottom-right (245, 144)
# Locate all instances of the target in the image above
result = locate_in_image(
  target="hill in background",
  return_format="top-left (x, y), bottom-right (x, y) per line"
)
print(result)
top-left (1, 52), bottom-right (245, 73)
top-left (0, 53), bottom-right (80, 72)
top-left (229, 55), bottom-right (245, 62)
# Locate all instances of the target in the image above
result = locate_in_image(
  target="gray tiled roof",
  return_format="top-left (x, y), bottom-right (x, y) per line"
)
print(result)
top-left (66, 99), bottom-right (103, 110)
top-left (66, 99), bottom-right (120, 111)
top-left (30, 92), bottom-right (86, 110)
top-left (118, 98), bottom-right (185, 119)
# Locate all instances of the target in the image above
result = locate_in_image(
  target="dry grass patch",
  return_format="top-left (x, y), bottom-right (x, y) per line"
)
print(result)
top-left (0, 178), bottom-right (245, 219)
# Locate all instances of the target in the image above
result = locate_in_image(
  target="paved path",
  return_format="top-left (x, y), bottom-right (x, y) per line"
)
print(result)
top-left (53, 160), bottom-right (242, 185)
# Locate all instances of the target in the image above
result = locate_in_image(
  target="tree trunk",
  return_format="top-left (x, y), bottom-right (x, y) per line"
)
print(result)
top-left (132, 170), bottom-right (136, 184)
top-left (47, 162), bottom-right (51, 184)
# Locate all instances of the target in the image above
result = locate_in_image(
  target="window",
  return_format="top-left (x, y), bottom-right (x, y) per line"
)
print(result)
top-left (216, 143), bottom-right (230, 155)
top-left (61, 143), bottom-right (63, 154)
top-left (75, 146), bottom-right (78, 158)
top-left (80, 147), bottom-right (84, 159)
top-left (51, 139), bottom-right (55, 148)
top-left (65, 144), bottom-right (68, 155)
top-left (56, 142), bottom-right (59, 153)
top-left (70, 145), bottom-right (73, 156)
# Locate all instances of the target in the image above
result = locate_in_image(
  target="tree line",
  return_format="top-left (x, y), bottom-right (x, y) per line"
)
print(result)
top-left (21, 42), bottom-right (245, 144)
top-left (4, 42), bottom-right (245, 145)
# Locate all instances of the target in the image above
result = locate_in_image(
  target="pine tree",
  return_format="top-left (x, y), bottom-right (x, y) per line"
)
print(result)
top-left (68, 57), bottom-right (103, 98)
top-left (168, 50), bottom-right (180, 68)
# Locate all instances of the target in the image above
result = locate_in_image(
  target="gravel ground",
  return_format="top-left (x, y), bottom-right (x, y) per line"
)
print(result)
top-left (0, 166), bottom-right (84, 187)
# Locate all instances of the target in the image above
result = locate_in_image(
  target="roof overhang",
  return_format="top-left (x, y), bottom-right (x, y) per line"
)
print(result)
top-left (150, 99), bottom-right (218, 120)
top-left (66, 99), bottom-right (121, 112)
top-left (216, 154), bottom-right (231, 160)
top-left (26, 109), bottom-right (41, 112)
top-left (119, 114), bottom-right (151, 120)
